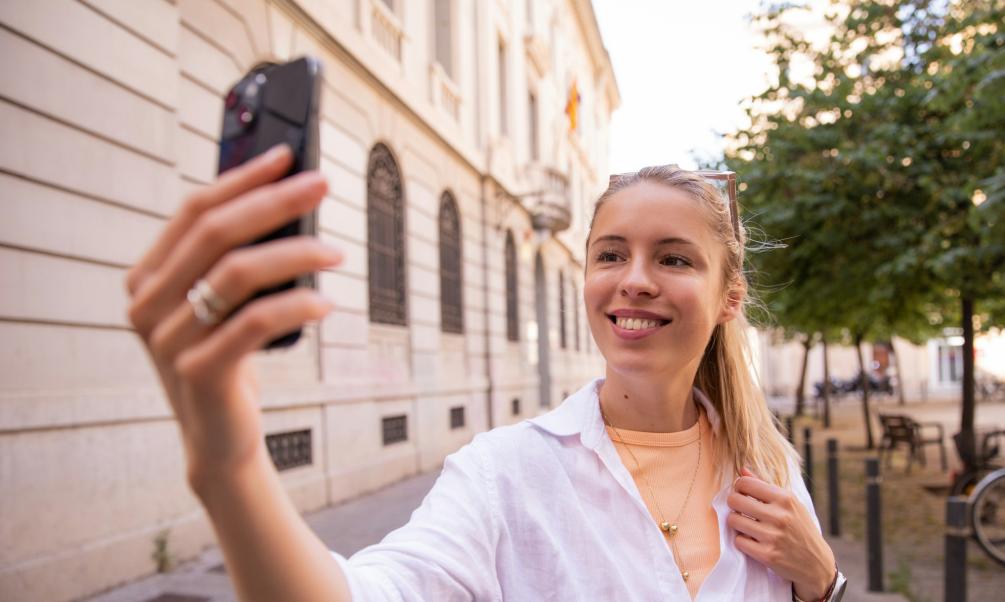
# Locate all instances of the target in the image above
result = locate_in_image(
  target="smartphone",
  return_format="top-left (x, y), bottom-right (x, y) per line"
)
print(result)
top-left (217, 56), bottom-right (323, 349)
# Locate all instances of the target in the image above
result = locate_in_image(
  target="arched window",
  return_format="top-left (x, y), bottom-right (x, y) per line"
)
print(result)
top-left (367, 143), bottom-right (407, 325)
top-left (505, 230), bottom-right (519, 341)
top-left (439, 191), bottom-right (463, 333)
top-left (558, 270), bottom-right (567, 349)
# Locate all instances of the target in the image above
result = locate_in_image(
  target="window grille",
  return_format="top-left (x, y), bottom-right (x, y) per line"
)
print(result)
top-left (367, 143), bottom-right (407, 325)
top-left (382, 415), bottom-right (408, 445)
top-left (450, 406), bottom-right (465, 429)
top-left (265, 429), bottom-right (312, 471)
top-left (505, 230), bottom-right (519, 341)
top-left (439, 192), bottom-right (464, 334)
top-left (558, 270), bottom-right (567, 349)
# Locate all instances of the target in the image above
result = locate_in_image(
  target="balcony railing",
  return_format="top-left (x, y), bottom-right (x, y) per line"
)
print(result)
top-left (430, 62), bottom-right (461, 121)
top-left (524, 164), bottom-right (571, 233)
top-left (370, 0), bottom-right (403, 61)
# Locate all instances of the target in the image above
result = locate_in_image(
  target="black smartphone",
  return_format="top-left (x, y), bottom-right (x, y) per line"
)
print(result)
top-left (217, 56), bottom-right (323, 349)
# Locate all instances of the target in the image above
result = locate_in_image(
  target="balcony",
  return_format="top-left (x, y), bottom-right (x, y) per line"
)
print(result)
top-left (430, 62), bottom-right (461, 121)
top-left (524, 164), bottom-right (571, 233)
top-left (369, 0), bottom-right (403, 61)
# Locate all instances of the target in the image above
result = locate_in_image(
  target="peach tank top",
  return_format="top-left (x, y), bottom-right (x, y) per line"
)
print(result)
top-left (606, 410), bottom-right (720, 600)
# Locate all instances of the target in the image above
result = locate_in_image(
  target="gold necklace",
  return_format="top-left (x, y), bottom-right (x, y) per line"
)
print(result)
top-left (600, 402), bottom-right (703, 584)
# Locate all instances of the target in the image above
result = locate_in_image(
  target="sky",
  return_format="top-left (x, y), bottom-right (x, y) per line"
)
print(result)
top-left (592, 1), bottom-right (777, 171)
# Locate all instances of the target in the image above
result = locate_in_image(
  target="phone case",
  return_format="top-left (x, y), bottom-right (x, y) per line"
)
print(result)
top-left (217, 56), bottom-right (322, 349)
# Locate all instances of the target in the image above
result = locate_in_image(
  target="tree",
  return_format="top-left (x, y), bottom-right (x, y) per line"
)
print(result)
top-left (724, 0), bottom-right (1004, 456)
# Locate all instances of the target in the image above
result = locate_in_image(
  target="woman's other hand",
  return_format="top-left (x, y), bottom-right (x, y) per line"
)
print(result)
top-left (124, 144), bottom-right (340, 494)
top-left (727, 468), bottom-right (837, 601)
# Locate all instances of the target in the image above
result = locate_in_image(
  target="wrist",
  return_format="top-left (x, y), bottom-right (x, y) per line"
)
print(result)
top-left (188, 445), bottom-right (274, 506)
top-left (793, 565), bottom-right (838, 602)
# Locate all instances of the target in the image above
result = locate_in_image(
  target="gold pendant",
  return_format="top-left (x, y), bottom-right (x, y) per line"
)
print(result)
top-left (660, 522), bottom-right (678, 536)
top-left (682, 570), bottom-right (690, 581)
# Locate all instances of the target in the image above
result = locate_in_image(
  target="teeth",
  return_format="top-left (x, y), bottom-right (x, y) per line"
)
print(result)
top-left (615, 317), bottom-right (663, 330)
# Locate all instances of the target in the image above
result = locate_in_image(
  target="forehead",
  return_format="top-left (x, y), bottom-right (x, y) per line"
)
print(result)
top-left (591, 181), bottom-right (718, 247)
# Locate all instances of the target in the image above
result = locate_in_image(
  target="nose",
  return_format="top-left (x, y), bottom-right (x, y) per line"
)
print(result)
top-left (619, 257), bottom-right (659, 299)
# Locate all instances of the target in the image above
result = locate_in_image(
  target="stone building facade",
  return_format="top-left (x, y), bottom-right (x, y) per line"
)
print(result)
top-left (0, 1), bottom-right (619, 599)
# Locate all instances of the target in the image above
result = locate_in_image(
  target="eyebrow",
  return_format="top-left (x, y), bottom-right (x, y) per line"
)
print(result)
top-left (589, 234), bottom-right (700, 249)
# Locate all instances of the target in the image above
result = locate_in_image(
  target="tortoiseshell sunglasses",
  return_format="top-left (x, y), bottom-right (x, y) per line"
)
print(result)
top-left (608, 170), bottom-right (740, 241)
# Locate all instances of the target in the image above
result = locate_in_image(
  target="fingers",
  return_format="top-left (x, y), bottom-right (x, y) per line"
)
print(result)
top-left (175, 288), bottom-right (334, 386)
top-left (148, 237), bottom-right (342, 362)
top-left (726, 490), bottom-right (774, 522)
top-left (126, 144), bottom-right (294, 296)
top-left (726, 508), bottom-right (774, 542)
top-left (733, 472), bottom-right (786, 505)
top-left (129, 171), bottom-right (328, 337)
top-left (734, 533), bottom-right (773, 564)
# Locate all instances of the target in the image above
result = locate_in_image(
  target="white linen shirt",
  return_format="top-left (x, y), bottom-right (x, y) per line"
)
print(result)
top-left (332, 378), bottom-right (818, 601)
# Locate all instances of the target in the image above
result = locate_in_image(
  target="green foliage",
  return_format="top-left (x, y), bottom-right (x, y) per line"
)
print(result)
top-left (152, 529), bottom-right (173, 573)
top-left (726, 0), bottom-right (1005, 343)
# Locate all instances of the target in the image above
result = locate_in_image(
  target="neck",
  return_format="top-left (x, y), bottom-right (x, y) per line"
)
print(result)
top-left (600, 366), bottom-right (700, 433)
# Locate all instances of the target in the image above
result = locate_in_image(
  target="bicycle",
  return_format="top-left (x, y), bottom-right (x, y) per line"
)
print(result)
top-left (970, 467), bottom-right (1005, 566)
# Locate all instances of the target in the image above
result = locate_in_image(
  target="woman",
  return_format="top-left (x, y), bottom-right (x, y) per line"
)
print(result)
top-left (126, 146), bottom-right (843, 601)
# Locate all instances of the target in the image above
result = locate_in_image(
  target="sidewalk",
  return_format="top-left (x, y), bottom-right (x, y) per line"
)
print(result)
top-left (87, 470), bottom-right (906, 602)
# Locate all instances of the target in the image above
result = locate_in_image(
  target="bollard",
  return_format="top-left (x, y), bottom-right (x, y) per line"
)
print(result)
top-left (786, 415), bottom-right (795, 445)
top-left (827, 438), bottom-right (840, 536)
top-left (944, 496), bottom-right (968, 602)
top-left (803, 427), bottom-right (815, 501)
top-left (865, 457), bottom-right (884, 592)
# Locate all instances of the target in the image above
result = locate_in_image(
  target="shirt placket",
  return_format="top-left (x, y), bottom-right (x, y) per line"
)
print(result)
top-left (592, 435), bottom-right (693, 601)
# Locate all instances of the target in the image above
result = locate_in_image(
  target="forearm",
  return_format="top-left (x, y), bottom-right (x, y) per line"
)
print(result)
top-left (193, 448), bottom-right (352, 602)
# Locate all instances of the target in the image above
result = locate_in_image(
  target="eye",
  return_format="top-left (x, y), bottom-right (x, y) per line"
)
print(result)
top-left (595, 249), bottom-right (623, 263)
top-left (660, 254), bottom-right (692, 267)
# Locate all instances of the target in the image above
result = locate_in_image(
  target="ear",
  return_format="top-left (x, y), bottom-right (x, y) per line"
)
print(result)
top-left (717, 278), bottom-right (746, 324)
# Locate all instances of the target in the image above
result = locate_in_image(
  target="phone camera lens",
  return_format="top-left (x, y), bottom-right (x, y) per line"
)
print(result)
top-left (238, 108), bottom-right (254, 124)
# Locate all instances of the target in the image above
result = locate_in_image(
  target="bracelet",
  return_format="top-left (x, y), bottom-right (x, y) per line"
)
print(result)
top-left (792, 566), bottom-right (839, 602)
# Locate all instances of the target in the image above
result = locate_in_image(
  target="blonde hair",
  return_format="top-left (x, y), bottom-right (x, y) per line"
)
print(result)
top-left (588, 165), bottom-right (797, 487)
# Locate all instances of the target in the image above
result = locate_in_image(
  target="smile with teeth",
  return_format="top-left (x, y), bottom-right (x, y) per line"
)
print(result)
top-left (610, 316), bottom-right (671, 330)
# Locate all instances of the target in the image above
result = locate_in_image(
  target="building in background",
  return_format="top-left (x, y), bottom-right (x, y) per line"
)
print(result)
top-left (0, 1), bottom-right (619, 599)
top-left (753, 329), bottom-right (1005, 407)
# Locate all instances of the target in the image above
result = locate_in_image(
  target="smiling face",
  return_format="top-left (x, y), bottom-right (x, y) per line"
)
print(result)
top-left (584, 180), bottom-right (740, 379)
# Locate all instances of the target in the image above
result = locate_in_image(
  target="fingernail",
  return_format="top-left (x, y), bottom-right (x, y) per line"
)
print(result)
top-left (265, 144), bottom-right (291, 161)
top-left (323, 245), bottom-right (343, 262)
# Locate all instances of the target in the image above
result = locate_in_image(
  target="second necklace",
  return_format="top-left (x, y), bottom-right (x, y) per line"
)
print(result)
top-left (601, 403), bottom-right (703, 583)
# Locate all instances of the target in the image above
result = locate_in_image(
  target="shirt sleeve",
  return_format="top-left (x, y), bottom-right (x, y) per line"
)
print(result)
top-left (330, 434), bottom-right (502, 602)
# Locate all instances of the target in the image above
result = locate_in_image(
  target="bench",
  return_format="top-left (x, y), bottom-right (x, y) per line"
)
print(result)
top-left (878, 414), bottom-right (948, 473)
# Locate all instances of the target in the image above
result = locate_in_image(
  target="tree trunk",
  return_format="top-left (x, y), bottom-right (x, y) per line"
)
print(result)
top-left (855, 333), bottom-right (875, 449)
top-left (890, 338), bottom-right (906, 406)
top-left (795, 335), bottom-right (811, 417)
top-left (822, 337), bottom-right (832, 428)
top-left (960, 296), bottom-right (977, 472)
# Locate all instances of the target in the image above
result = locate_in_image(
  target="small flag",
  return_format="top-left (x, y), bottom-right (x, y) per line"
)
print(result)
top-left (564, 79), bottom-right (581, 132)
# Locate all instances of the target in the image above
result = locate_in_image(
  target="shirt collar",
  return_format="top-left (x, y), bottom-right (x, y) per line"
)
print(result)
top-left (528, 377), bottom-right (722, 450)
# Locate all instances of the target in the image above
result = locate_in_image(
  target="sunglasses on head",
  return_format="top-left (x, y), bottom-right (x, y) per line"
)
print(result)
top-left (608, 169), bottom-right (740, 241)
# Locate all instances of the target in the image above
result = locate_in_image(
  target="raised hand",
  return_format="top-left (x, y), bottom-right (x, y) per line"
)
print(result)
top-left (728, 468), bottom-right (837, 601)
top-left (125, 144), bottom-right (341, 491)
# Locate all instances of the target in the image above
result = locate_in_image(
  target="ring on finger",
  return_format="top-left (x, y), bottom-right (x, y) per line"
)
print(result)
top-left (187, 278), bottom-right (229, 325)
